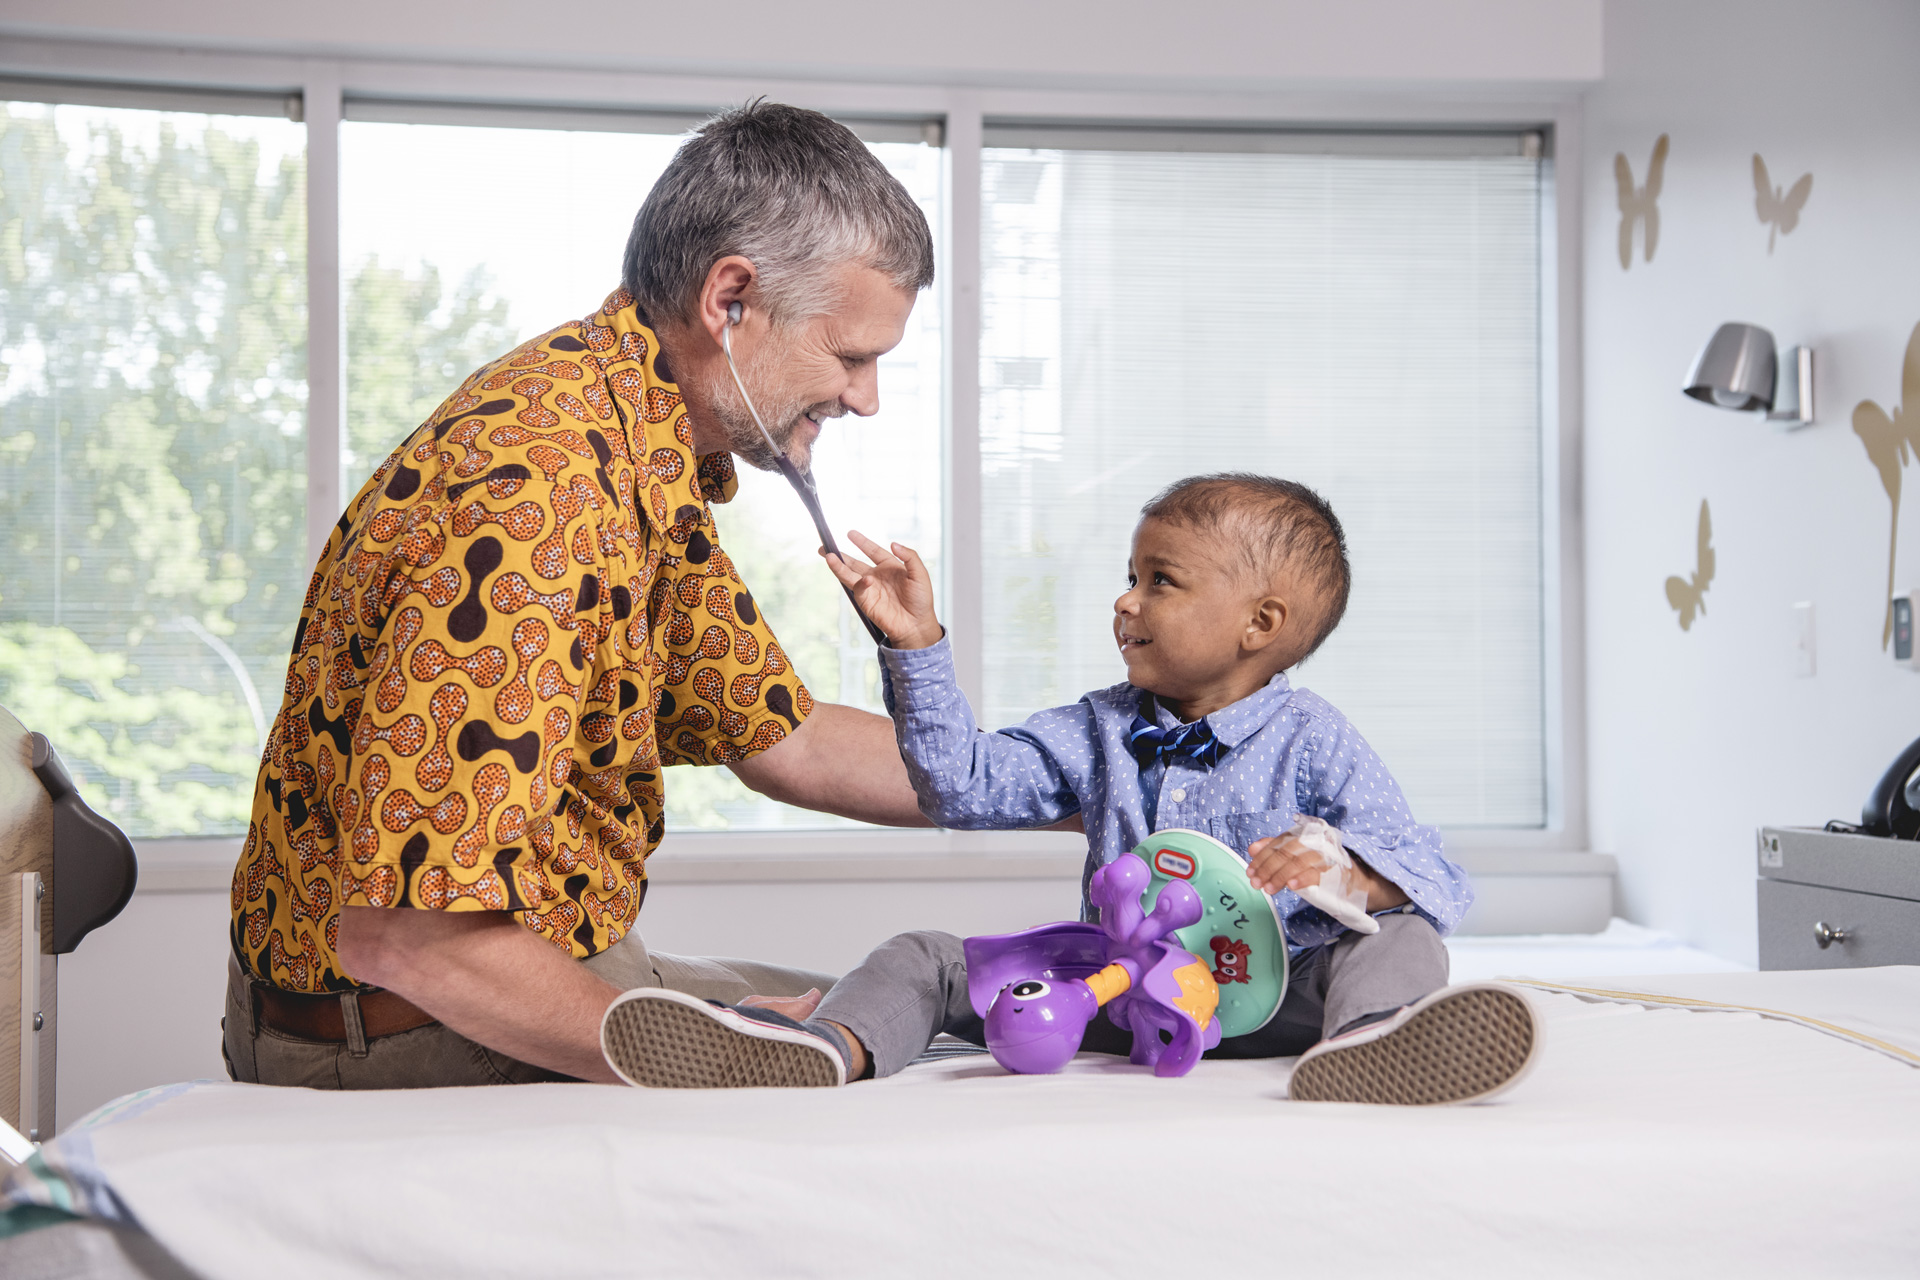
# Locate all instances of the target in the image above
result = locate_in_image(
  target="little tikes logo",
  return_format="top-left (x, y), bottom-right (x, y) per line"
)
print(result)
top-left (1152, 848), bottom-right (1196, 880)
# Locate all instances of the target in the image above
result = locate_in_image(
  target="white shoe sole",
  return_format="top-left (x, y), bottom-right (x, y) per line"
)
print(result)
top-left (1287, 983), bottom-right (1539, 1106)
top-left (600, 988), bottom-right (847, 1089)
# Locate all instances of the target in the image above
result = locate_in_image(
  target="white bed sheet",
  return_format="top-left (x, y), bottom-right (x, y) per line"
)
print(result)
top-left (33, 969), bottom-right (1920, 1279)
top-left (1445, 916), bottom-right (1752, 980)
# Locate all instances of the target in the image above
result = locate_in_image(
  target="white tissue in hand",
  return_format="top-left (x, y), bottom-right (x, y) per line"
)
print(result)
top-left (1283, 815), bottom-right (1381, 935)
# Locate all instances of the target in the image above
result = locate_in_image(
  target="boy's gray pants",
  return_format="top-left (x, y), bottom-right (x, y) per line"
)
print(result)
top-left (816, 909), bottom-right (1449, 1079)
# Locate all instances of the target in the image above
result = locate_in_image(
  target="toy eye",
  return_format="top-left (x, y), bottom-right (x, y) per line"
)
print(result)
top-left (1009, 980), bottom-right (1050, 999)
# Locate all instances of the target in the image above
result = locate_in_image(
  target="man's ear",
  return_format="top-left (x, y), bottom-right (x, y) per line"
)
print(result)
top-left (694, 255), bottom-right (758, 349)
top-left (1243, 594), bottom-right (1290, 654)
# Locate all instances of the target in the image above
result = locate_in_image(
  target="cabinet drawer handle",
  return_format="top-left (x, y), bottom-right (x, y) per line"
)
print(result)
top-left (1813, 921), bottom-right (1850, 949)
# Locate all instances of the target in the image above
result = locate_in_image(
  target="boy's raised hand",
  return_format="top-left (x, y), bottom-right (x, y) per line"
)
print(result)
top-left (822, 531), bottom-right (944, 650)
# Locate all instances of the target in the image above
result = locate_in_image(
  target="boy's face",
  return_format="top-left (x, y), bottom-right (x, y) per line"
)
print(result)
top-left (1113, 516), bottom-right (1289, 705)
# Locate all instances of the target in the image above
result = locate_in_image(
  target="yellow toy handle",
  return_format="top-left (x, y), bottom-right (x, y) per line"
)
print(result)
top-left (1083, 962), bottom-right (1132, 1007)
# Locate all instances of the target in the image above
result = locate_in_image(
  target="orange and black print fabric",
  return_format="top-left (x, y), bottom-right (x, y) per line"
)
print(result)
top-left (232, 288), bottom-right (813, 993)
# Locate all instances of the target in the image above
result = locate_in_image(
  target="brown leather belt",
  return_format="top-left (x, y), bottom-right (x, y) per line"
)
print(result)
top-left (252, 982), bottom-right (438, 1043)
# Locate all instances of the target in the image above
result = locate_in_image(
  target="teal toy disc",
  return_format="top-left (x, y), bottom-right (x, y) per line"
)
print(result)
top-left (1135, 829), bottom-right (1287, 1039)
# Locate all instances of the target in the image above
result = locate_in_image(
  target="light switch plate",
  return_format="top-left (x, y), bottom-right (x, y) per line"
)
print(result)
top-left (1791, 601), bottom-right (1815, 678)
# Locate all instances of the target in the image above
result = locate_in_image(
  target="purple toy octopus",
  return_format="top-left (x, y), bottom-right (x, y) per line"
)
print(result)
top-left (963, 853), bottom-right (1223, 1077)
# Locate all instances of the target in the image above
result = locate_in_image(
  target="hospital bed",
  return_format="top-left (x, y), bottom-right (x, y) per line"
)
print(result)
top-left (5, 966), bottom-right (1917, 1277)
top-left (3, 700), bottom-right (1917, 1277)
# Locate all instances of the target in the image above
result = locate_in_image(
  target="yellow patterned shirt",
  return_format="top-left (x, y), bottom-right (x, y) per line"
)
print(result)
top-left (232, 289), bottom-right (813, 993)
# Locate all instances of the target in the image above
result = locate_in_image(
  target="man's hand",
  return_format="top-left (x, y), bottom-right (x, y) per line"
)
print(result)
top-left (821, 531), bottom-right (943, 650)
top-left (739, 990), bottom-right (871, 1077)
top-left (738, 989), bottom-right (824, 1020)
top-left (1246, 835), bottom-right (1410, 913)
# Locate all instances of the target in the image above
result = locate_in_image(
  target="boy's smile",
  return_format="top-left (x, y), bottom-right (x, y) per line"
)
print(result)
top-left (1113, 517), bottom-right (1298, 722)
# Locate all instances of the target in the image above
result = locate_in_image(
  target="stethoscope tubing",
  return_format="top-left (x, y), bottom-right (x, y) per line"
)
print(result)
top-left (721, 316), bottom-right (891, 647)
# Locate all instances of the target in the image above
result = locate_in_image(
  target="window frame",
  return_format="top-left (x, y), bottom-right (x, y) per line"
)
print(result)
top-left (0, 36), bottom-right (1588, 870)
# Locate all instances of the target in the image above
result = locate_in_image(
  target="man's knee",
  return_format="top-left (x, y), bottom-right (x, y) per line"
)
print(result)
top-left (874, 929), bottom-right (966, 969)
top-left (646, 950), bottom-right (837, 1002)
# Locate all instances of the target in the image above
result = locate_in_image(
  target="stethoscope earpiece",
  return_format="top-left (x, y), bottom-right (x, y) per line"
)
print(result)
top-left (727, 301), bottom-right (743, 327)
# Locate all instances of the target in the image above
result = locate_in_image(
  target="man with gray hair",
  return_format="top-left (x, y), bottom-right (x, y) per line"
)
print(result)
top-left (223, 101), bottom-right (938, 1087)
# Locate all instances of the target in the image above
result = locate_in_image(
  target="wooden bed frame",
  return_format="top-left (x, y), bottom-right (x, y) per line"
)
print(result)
top-left (0, 701), bottom-right (140, 1145)
top-left (0, 704), bottom-right (57, 1142)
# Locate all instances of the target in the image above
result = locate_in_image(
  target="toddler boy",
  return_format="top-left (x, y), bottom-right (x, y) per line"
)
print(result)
top-left (603, 474), bottom-right (1538, 1103)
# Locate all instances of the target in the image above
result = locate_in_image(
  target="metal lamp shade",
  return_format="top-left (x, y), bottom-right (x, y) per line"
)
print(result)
top-left (1684, 323), bottom-right (1777, 412)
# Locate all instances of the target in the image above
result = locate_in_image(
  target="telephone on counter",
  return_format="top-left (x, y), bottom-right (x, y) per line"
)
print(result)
top-left (1843, 734), bottom-right (1920, 840)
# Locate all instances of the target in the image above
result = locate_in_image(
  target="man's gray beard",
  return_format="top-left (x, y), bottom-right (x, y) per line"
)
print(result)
top-left (694, 367), bottom-right (837, 475)
top-left (691, 368), bottom-right (794, 474)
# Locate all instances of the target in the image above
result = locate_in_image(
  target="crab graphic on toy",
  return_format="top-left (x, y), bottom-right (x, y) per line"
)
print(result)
top-left (964, 829), bottom-right (1292, 1078)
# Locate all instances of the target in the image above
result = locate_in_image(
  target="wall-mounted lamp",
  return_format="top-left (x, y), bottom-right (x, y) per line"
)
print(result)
top-left (1682, 322), bottom-right (1814, 427)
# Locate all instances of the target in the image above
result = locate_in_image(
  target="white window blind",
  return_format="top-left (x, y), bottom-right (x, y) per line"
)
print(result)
top-left (978, 130), bottom-right (1545, 827)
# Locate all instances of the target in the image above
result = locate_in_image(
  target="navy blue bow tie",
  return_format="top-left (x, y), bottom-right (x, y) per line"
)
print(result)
top-left (1127, 698), bottom-right (1225, 770)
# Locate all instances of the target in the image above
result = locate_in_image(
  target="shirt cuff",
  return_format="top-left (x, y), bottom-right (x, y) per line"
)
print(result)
top-left (875, 633), bottom-right (966, 717)
top-left (1340, 832), bottom-right (1455, 936)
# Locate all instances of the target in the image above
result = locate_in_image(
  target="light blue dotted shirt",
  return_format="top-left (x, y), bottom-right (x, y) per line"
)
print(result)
top-left (879, 638), bottom-right (1472, 949)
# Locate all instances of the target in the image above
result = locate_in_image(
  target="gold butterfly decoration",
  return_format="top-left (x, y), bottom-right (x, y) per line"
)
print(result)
top-left (1752, 155), bottom-right (1812, 254)
top-left (1665, 499), bottom-right (1715, 631)
top-left (1852, 322), bottom-right (1920, 648)
top-left (1615, 134), bottom-right (1669, 270)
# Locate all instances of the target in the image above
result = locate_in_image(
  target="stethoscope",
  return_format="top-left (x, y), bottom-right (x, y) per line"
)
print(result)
top-left (721, 301), bottom-right (890, 646)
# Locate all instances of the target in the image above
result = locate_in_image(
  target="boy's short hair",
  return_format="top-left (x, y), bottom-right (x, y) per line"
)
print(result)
top-left (1139, 473), bottom-right (1352, 664)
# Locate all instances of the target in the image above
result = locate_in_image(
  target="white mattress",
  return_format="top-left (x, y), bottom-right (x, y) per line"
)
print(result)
top-left (15, 968), bottom-right (1920, 1279)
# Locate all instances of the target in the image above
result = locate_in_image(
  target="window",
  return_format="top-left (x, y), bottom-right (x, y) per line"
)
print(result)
top-left (339, 108), bottom-right (945, 831)
top-left (0, 59), bottom-right (1567, 850)
top-left (978, 129), bottom-right (1546, 827)
top-left (0, 92), bottom-right (307, 837)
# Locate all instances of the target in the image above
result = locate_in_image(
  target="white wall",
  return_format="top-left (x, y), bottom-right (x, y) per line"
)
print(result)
top-left (55, 892), bottom-right (233, 1129)
top-left (1582, 0), bottom-right (1920, 964)
top-left (1, 0), bottom-right (1602, 89)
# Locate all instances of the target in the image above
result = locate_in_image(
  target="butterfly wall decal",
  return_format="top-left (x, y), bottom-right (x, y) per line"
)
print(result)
top-left (1665, 499), bottom-right (1715, 631)
top-left (1615, 133), bottom-right (1669, 271)
top-left (1752, 155), bottom-right (1812, 254)
top-left (1852, 322), bottom-right (1920, 649)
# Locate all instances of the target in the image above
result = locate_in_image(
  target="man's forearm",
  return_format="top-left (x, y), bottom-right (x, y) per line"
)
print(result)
top-left (337, 905), bottom-right (623, 1083)
top-left (729, 701), bottom-right (933, 826)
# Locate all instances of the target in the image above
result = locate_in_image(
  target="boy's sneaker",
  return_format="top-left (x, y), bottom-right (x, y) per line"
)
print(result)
top-left (600, 988), bottom-right (847, 1089)
top-left (1287, 982), bottom-right (1539, 1106)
